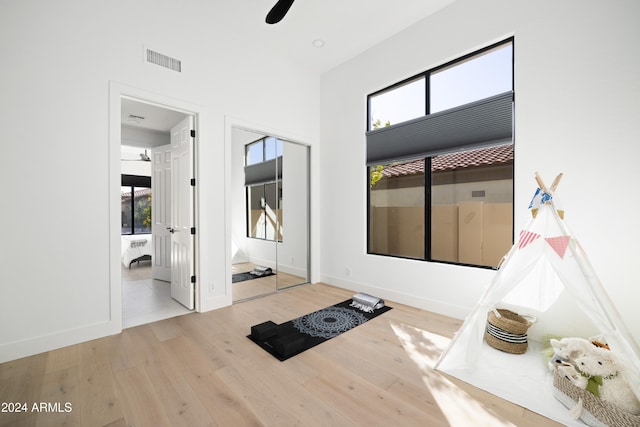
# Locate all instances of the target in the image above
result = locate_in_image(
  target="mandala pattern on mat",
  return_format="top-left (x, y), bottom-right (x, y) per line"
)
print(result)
top-left (292, 307), bottom-right (369, 339)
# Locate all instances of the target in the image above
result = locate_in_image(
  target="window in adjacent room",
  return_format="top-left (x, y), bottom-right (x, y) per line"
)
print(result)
top-left (121, 175), bottom-right (152, 235)
top-left (366, 38), bottom-right (513, 269)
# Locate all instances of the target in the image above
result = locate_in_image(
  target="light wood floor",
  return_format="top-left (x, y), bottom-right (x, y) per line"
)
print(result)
top-left (0, 283), bottom-right (562, 427)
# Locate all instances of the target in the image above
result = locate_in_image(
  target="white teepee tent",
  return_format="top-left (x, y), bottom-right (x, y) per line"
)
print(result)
top-left (435, 173), bottom-right (640, 425)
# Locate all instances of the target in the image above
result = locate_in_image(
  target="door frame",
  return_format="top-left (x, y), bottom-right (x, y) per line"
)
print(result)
top-left (109, 81), bottom-right (200, 331)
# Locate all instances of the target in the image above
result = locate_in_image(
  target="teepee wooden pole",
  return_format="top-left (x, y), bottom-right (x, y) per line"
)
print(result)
top-left (550, 173), bottom-right (563, 191)
top-left (534, 172), bottom-right (549, 193)
top-left (535, 172), bottom-right (564, 193)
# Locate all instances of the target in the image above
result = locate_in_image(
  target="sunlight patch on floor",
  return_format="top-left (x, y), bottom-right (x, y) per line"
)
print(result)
top-left (389, 321), bottom-right (516, 427)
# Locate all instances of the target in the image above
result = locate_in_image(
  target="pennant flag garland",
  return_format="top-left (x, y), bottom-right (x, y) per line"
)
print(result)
top-left (545, 236), bottom-right (571, 259)
top-left (518, 230), bottom-right (541, 249)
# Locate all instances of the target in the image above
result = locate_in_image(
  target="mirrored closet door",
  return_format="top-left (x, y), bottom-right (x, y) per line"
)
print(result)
top-left (231, 128), bottom-right (309, 302)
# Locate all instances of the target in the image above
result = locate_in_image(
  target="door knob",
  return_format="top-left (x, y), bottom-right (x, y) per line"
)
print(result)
top-left (167, 227), bottom-right (177, 234)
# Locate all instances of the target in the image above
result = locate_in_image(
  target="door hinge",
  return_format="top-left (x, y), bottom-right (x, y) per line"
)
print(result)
top-left (191, 275), bottom-right (196, 284)
top-left (190, 129), bottom-right (196, 138)
top-left (190, 227), bottom-right (196, 235)
top-left (190, 178), bottom-right (196, 186)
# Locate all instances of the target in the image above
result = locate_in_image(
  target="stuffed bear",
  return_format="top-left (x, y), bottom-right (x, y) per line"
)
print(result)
top-left (574, 347), bottom-right (640, 416)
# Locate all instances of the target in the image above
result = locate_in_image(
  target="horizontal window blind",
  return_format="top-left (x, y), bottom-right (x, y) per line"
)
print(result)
top-left (366, 91), bottom-right (513, 166)
top-left (245, 156), bottom-right (283, 186)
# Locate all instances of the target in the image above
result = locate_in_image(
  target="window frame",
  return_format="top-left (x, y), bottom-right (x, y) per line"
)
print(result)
top-left (245, 180), bottom-right (283, 243)
top-left (366, 38), bottom-right (514, 270)
top-left (367, 38), bottom-right (514, 131)
top-left (121, 174), bottom-right (152, 236)
top-left (244, 137), bottom-right (283, 243)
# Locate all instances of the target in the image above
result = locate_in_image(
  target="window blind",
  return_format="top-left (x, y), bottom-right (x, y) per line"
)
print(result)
top-left (244, 156), bottom-right (283, 186)
top-left (366, 91), bottom-right (513, 166)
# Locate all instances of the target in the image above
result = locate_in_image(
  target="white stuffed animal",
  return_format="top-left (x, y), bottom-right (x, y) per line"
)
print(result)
top-left (549, 337), bottom-right (595, 371)
top-left (574, 347), bottom-right (640, 416)
top-left (556, 362), bottom-right (589, 389)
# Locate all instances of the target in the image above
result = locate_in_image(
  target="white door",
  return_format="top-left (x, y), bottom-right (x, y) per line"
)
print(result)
top-left (170, 116), bottom-right (195, 309)
top-left (151, 144), bottom-right (172, 282)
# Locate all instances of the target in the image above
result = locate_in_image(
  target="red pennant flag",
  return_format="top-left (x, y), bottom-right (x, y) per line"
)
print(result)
top-left (519, 230), bottom-right (541, 249)
top-left (545, 236), bottom-right (571, 259)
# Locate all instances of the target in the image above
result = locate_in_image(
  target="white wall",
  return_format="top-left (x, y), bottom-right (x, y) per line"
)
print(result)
top-left (319, 0), bottom-right (640, 339)
top-left (121, 145), bottom-right (153, 176)
top-left (0, 0), bottom-right (320, 362)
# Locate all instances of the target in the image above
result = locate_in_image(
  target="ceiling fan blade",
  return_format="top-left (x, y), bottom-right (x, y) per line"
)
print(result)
top-left (266, 0), bottom-right (295, 24)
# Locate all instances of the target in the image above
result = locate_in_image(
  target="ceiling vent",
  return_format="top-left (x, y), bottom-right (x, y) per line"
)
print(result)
top-left (145, 48), bottom-right (182, 72)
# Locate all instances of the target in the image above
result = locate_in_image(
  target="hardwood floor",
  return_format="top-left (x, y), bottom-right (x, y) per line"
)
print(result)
top-left (0, 283), bottom-right (562, 427)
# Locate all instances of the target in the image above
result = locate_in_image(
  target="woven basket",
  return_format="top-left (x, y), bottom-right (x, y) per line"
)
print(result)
top-left (484, 309), bottom-right (533, 354)
top-left (553, 371), bottom-right (640, 427)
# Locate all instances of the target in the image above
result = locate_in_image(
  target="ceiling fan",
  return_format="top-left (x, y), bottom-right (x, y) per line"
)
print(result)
top-left (266, 0), bottom-right (295, 24)
top-left (121, 150), bottom-right (151, 162)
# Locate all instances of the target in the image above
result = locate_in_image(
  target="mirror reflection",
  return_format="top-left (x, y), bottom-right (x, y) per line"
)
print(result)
top-left (231, 128), bottom-right (309, 301)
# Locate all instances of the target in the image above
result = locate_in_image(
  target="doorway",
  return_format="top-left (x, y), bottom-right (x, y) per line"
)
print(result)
top-left (118, 96), bottom-right (196, 328)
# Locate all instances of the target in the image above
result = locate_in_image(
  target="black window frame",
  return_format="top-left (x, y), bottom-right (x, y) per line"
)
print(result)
top-left (366, 38), bottom-right (514, 270)
top-left (367, 38), bottom-right (514, 131)
top-left (244, 136), bottom-right (283, 243)
top-left (121, 174), bottom-right (152, 236)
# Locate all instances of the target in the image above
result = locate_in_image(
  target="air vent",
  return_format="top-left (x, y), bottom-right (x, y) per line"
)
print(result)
top-left (145, 48), bottom-right (182, 72)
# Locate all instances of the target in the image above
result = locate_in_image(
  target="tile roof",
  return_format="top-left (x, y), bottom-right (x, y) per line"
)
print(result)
top-left (380, 143), bottom-right (513, 177)
top-left (121, 187), bottom-right (152, 200)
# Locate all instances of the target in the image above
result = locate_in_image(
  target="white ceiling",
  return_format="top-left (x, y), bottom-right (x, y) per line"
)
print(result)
top-left (121, 0), bottom-right (455, 137)
top-left (241, 0), bottom-right (456, 74)
top-left (121, 98), bottom-right (187, 134)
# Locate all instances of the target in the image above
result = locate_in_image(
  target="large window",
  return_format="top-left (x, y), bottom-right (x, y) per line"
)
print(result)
top-left (367, 39), bottom-right (513, 269)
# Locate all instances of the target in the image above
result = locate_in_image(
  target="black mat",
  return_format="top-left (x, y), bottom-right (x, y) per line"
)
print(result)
top-left (248, 299), bottom-right (392, 361)
top-left (232, 271), bottom-right (274, 283)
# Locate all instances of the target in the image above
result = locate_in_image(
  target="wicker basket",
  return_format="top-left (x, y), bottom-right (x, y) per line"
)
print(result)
top-left (484, 309), bottom-right (533, 354)
top-left (553, 370), bottom-right (640, 427)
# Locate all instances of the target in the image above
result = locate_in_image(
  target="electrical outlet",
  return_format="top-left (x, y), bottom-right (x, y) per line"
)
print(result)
top-left (345, 267), bottom-right (351, 277)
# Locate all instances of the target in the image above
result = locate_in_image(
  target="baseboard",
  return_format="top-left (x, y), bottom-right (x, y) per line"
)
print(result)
top-left (320, 274), bottom-right (470, 320)
top-left (247, 257), bottom-right (306, 279)
top-left (199, 294), bottom-right (232, 313)
top-left (0, 320), bottom-right (120, 364)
